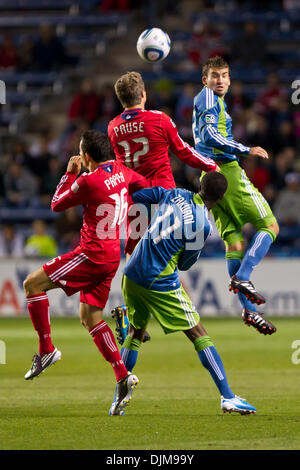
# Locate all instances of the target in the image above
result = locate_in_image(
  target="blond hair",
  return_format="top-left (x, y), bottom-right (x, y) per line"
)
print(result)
top-left (114, 71), bottom-right (145, 108)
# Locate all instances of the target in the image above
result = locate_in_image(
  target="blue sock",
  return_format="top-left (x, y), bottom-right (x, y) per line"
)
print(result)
top-left (194, 337), bottom-right (235, 399)
top-left (236, 231), bottom-right (273, 281)
top-left (120, 347), bottom-right (139, 372)
top-left (227, 258), bottom-right (257, 312)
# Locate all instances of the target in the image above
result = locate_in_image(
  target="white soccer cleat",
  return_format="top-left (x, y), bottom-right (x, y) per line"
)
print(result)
top-left (109, 373), bottom-right (139, 416)
top-left (24, 348), bottom-right (62, 380)
top-left (221, 395), bottom-right (256, 415)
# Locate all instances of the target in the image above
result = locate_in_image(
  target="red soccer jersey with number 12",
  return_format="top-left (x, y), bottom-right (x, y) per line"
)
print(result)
top-left (108, 108), bottom-right (217, 189)
top-left (51, 160), bottom-right (147, 263)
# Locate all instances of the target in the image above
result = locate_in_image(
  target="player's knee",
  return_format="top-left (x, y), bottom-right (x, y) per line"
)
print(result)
top-left (269, 221), bottom-right (280, 237)
top-left (80, 318), bottom-right (89, 329)
top-left (23, 273), bottom-right (37, 296)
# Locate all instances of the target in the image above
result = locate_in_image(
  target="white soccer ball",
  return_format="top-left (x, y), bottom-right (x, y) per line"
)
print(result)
top-left (136, 27), bottom-right (171, 63)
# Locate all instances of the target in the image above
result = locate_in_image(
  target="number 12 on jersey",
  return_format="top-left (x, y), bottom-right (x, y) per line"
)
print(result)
top-left (118, 138), bottom-right (149, 168)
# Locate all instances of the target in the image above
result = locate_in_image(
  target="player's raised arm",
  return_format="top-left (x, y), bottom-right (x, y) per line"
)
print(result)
top-left (164, 113), bottom-right (218, 172)
top-left (51, 156), bottom-right (87, 212)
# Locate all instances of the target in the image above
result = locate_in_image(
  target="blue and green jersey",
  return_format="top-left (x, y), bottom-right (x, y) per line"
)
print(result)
top-left (123, 187), bottom-right (212, 292)
top-left (192, 86), bottom-right (250, 162)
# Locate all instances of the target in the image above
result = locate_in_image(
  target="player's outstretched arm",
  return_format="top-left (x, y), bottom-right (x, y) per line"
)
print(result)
top-left (249, 147), bottom-right (269, 159)
top-left (163, 114), bottom-right (217, 172)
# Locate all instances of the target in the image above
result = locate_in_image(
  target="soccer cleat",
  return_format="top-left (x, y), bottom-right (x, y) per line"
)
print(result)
top-left (24, 348), bottom-right (61, 380)
top-left (111, 305), bottom-right (151, 345)
top-left (109, 373), bottom-right (139, 416)
top-left (242, 309), bottom-right (277, 335)
top-left (229, 275), bottom-right (265, 305)
top-left (221, 395), bottom-right (256, 415)
top-left (111, 305), bottom-right (129, 345)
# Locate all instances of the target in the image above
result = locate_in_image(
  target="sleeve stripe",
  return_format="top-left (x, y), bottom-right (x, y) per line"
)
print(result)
top-left (207, 125), bottom-right (250, 152)
top-left (178, 134), bottom-right (215, 166)
top-left (205, 88), bottom-right (214, 109)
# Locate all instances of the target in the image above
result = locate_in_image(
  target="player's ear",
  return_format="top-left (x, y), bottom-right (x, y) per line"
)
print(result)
top-left (202, 75), bottom-right (207, 86)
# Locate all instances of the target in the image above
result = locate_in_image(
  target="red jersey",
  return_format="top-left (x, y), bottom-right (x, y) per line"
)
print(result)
top-left (108, 108), bottom-right (217, 189)
top-left (51, 160), bottom-right (148, 263)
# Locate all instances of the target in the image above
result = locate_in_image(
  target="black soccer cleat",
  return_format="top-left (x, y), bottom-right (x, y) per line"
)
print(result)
top-left (229, 275), bottom-right (266, 305)
top-left (242, 309), bottom-right (277, 335)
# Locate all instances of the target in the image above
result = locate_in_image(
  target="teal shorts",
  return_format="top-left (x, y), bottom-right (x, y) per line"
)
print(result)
top-left (203, 160), bottom-right (276, 246)
top-left (122, 275), bottom-right (200, 334)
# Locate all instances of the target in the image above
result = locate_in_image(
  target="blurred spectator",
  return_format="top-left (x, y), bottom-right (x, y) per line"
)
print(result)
top-left (54, 207), bottom-right (82, 253)
top-left (68, 78), bottom-right (101, 126)
top-left (24, 220), bottom-right (57, 258)
top-left (175, 83), bottom-right (196, 125)
top-left (226, 80), bottom-right (252, 119)
top-left (256, 72), bottom-right (287, 115)
top-left (40, 158), bottom-right (63, 206)
top-left (18, 38), bottom-right (35, 71)
top-left (273, 172), bottom-right (300, 225)
top-left (187, 21), bottom-right (225, 67)
top-left (3, 162), bottom-right (38, 208)
top-left (152, 79), bottom-right (177, 117)
top-left (233, 21), bottom-right (266, 65)
top-left (0, 224), bottom-right (24, 257)
top-left (33, 24), bottom-right (67, 71)
top-left (0, 34), bottom-right (19, 69)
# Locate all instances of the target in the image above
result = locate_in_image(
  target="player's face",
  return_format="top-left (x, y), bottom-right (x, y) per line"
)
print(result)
top-left (202, 67), bottom-right (230, 97)
top-left (79, 139), bottom-right (88, 168)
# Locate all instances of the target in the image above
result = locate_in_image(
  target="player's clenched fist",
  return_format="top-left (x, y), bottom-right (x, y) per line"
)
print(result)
top-left (249, 147), bottom-right (269, 159)
top-left (67, 155), bottom-right (82, 175)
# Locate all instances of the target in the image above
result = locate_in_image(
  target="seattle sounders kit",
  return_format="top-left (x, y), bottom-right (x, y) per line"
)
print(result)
top-left (122, 186), bottom-right (211, 334)
top-left (192, 86), bottom-right (276, 247)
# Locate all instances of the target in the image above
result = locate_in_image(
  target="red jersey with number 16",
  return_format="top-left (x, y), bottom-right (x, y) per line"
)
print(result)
top-left (108, 108), bottom-right (217, 189)
top-left (51, 160), bottom-right (148, 263)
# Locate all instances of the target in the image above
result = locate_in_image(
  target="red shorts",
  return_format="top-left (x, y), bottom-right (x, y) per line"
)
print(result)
top-left (43, 247), bottom-right (119, 309)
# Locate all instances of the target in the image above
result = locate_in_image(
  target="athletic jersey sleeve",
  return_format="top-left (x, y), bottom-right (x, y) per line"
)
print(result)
top-left (178, 245), bottom-right (201, 271)
top-left (131, 186), bottom-right (167, 204)
top-left (195, 88), bottom-right (250, 156)
top-left (162, 113), bottom-right (217, 171)
top-left (51, 172), bottom-right (88, 212)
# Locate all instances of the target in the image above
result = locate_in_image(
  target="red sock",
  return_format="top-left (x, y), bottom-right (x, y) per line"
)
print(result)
top-left (26, 293), bottom-right (55, 355)
top-left (89, 321), bottom-right (128, 382)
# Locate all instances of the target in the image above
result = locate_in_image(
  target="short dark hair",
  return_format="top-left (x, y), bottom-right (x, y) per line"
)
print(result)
top-left (202, 56), bottom-right (229, 77)
top-left (81, 130), bottom-right (113, 163)
top-left (199, 171), bottom-right (228, 202)
top-left (114, 71), bottom-right (145, 108)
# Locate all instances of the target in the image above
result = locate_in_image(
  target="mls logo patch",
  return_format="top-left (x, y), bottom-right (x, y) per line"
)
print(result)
top-left (205, 114), bottom-right (215, 124)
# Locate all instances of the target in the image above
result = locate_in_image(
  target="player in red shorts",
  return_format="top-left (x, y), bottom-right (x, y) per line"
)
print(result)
top-left (108, 71), bottom-right (219, 343)
top-left (23, 130), bottom-right (148, 416)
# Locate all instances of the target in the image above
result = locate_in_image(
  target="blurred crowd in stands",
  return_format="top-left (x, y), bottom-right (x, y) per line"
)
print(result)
top-left (0, 0), bottom-right (299, 258)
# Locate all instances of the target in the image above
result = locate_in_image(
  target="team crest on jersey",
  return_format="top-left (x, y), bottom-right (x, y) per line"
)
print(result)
top-left (205, 114), bottom-right (216, 124)
top-left (121, 111), bottom-right (138, 120)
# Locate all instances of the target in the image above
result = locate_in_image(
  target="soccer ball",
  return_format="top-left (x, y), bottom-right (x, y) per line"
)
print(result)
top-left (136, 28), bottom-right (171, 63)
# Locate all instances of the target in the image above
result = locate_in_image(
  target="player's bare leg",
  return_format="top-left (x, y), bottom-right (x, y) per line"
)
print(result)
top-left (23, 267), bottom-right (61, 380)
top-left (184, 322), bottom-right (256, 414)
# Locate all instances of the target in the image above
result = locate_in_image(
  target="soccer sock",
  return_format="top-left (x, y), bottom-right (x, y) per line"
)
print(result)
top-left (227, 258), bottom-right (257, 312)
top-left (89, 321), bottom-right (128, 382)
top-left (26, 293), bottom-right (55, 355)
top-left (194, 336), bottom-right (235, 399)
top-left (236, 231), bottom-right (274, 281)
top-left (120, 336), bottom-right (142, 372)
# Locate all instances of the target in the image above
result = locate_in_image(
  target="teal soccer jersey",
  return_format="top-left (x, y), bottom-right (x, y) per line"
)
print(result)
top-left (192, 86), bottom-right (251, 162)
top-left (123, 187), bottom-right (212, 292)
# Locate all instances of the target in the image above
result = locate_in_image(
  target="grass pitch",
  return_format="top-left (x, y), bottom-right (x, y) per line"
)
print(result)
top-left (0, 316), bottom-right (299, 450)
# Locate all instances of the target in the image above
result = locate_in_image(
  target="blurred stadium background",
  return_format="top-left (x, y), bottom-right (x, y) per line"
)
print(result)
top-left (0, 0), bottom-right (299, 317)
